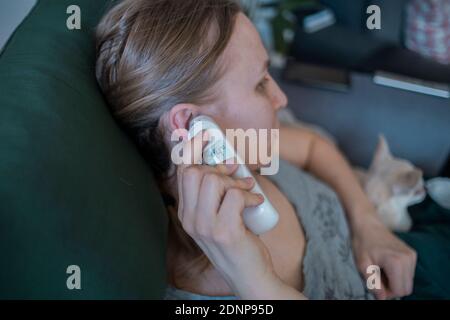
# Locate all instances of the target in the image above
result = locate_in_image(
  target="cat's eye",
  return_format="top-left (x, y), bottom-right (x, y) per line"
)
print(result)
top-left (400, 171), bottom-right (421, 187)
top-left (391, 169), bottom-right (424, 196)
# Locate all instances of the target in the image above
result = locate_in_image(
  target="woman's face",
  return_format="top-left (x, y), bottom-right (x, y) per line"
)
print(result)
top-left (204, 13), bottom-right (288, 133)
top-left (166, 13), bottom-right (288, 170)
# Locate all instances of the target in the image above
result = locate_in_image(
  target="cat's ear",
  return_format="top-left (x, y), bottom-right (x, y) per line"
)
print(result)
top-left (370, 134), bottom-right (392, 170)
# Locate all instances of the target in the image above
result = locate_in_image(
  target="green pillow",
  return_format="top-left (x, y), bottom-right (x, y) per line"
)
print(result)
top-left (0, 0), bottom-right (167, 299)
top-left (396, 196), bottom-right (450, 299)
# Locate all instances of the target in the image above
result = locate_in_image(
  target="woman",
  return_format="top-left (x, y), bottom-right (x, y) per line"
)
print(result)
top-left (95, 0), bottom-right (416, 299)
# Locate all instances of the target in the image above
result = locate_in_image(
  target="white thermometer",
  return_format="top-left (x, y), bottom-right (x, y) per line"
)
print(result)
top-left (188, 115), bottom-right (279, 235)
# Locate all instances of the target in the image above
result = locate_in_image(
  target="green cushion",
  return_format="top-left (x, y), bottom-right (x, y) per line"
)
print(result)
top-left (397, 196), bottom-right (450, 300)
top-left (0, 0), bottom-right (167, 299)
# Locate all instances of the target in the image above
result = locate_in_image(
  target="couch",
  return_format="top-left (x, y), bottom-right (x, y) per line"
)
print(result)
top-left (0, 0), bottom-right (167, 299)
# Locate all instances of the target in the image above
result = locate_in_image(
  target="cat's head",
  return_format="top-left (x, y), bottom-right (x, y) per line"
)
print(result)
top-left (364, 135), bottom-right (426, 209)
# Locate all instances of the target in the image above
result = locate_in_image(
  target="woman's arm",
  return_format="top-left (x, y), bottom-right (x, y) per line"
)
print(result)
top-left (279, 124), bottom-right (417, 300)
top-left (279, 124), bottom-right (376, 227)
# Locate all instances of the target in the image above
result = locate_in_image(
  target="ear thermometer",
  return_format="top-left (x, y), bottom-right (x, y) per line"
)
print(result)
top-left (188, 115), bottom-right (279, 235)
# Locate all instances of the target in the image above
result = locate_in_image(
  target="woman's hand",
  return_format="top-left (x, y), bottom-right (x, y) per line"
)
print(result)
top-left (352, 214), bottom-right (417, 300)
top-left (176, 130), bottom-right (281, 299)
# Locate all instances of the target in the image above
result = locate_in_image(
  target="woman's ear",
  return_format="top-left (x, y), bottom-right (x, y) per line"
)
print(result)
top-left (167, 103), bottom-right (200, 131)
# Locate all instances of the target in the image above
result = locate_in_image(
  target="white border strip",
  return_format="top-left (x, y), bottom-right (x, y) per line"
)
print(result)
top-left (373, 71), bottom-right (450, 99)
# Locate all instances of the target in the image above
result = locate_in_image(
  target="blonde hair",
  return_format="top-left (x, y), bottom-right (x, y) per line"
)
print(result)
top-left (95, 0), bottom-right (241, 285)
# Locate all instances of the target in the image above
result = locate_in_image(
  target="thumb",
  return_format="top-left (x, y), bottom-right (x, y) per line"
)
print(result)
top-left (360, 258), bottom-right (387, 300)
top-left (372, 281), bottom-right (388, 300)
top-left (372, 269), bottom-right (391, 300)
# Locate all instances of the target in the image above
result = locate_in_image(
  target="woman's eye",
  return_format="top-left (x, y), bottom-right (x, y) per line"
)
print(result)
top-left (256, 77), bottom-right (269, 92)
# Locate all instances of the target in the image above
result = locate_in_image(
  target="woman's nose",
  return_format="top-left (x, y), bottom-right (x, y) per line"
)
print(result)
top-left (269, 76), bottom-right (288, 110)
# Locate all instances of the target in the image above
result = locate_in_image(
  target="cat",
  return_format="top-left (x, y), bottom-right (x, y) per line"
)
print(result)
top-left (277, 109), bottom-right (426, 231)
top-left (354, 135), bottom-right (426, 232)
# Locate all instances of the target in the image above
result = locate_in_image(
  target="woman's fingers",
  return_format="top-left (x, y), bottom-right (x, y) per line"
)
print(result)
top-left (179, 164), bottom-right (239, 219)
top-left (176, 130), bottom-right (206, 216)
top-left (177, 130), bottom-right (210, 221)
top-left (176, 130), bottom-right (208, 201)
top-left (179, 166), bottom-right (203, 231)
top-left (382, 256), bottom-right (408, 299)
top-left (176, 128), bottom-right (264, 241)
top-left (407, 251), bottom-right (417, 294)
top-left (177, 155), bottom-right (249, 236)
top-left (195, 174), bottom-right (256, 233)
top-left (216, 188), bottom-right (264, 238)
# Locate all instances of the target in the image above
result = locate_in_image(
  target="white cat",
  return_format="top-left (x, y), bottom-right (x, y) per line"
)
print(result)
top-left (354, 135), bottom-right (427, 232)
